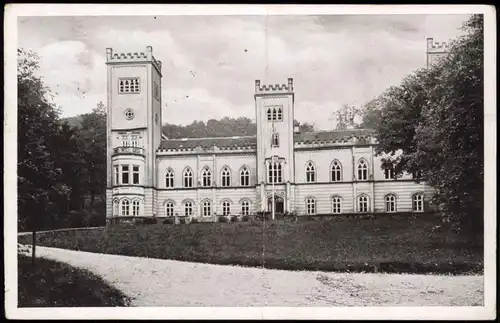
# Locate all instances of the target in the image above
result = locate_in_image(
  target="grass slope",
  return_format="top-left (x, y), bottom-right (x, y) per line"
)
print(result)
top-left (18, 255), bottom-right (131, 307)
top-left (18, 214), bottom-right (483, 274)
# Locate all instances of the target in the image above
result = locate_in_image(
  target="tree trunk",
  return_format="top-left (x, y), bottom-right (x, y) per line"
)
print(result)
top-left (31, 229), bottom-right (36, 267)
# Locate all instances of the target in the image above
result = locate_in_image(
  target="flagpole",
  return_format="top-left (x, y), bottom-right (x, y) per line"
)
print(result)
top-left (272, 120), bottom-right (275, 221)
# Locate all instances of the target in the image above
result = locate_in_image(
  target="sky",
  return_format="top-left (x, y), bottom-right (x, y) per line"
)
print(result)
top-left (17, 14), bottom-right (471, 130)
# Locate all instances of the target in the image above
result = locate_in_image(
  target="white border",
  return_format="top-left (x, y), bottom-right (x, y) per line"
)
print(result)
top-left (4, 4), bottom-right (497, 320)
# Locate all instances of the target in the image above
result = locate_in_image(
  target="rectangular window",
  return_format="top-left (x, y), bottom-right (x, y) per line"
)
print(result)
top-left (133, 165), bottom-right (140, 184)
top-left (384, 168), bottom-right (395, 180)
top-left (122, 165), bottom-right (129, 184)
top-left (119, 78), bottom-right (140, 94)
top-left (114, 165), bottom-right (119, 185)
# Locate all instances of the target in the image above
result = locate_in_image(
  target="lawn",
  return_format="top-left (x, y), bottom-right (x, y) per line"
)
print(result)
top-left (18, 254), bottom-right (131, 307)
top-left (18, 214), bottom-right (483, 275)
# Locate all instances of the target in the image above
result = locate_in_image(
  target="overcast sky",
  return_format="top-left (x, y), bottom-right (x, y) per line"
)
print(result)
top-left (18, 14), bottom-right (470, 130)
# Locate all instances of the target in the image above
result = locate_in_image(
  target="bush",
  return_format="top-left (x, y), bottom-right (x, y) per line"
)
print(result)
top-left (256, 211), bottom-right (272, 221)
top-left (179, 217), bottom-right (186, 224)
top-left (218, 216), bottom-right (229, 223)
top-left (191, 218), bottom-right (199, 224)
top-left (242, 215), bottom-right (250, 222)
top-left (162, 217), bottom-right (174, 224)
top-left (230, 215), bottom-right (238, 223)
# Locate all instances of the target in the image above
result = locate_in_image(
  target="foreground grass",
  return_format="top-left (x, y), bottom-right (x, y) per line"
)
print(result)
top-left (18, 255), bottom-right (131, 307)
top-left (18, 214), bottom-right (483, 275)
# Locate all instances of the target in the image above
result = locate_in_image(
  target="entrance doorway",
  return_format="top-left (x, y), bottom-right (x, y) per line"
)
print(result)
top-left (267, 195), bottom-right (284, 214)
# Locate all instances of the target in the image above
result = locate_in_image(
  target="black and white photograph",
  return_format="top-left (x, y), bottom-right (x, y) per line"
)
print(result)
top-left (4, 4), bottom-right (496, 320)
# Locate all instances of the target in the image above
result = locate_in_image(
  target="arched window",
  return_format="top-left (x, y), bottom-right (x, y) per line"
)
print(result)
top-left (276, 107), bottom-right (283, 121)
top-left (331, 160), bottom-right (342, 182)
top-left (113, 199), bottom-right (119, 216)
top-left (165, 201), bottom-right (174, 217)
top-left (306, 161), bottom-right (316, 183)
top-left (357, 159), bottom-right (368, 181)
top-left (384, 165), bottom-right (395, 180)
top-left (121, 199), bottom-right (130, 216)
top-left (306, 197), bottom-right (316, 215)
top-left (241, 200), bottom-right (250, 216)
top-left (114, 165), bottom-right (119, 185)
top-left (184, 201), bottom-right (193, 217)
top-left (202, 167), bottom-right (212, 187)
top-left (221, 166), bottom-right (231, 187)
top-left (271, 133), bottom-right (279, 147)
top-left (385, 194), bottom-right (396, 213)
top-left (272, 107), bottom-right (277, 121)
top-left (268, 161), bottom-right (282, 183)
top-left (332, 196), bottom-right (342, 214)
top-left (266, 108), bottom-right (272, 121)
top-left (412, 193), bottom-right (424, 212)
top-left (240, 166), bottom-right (250, 186)
top-left (222, 200), bottom-right (231, 216)
top-left (165, 169), bottom-right (174, 188)
top-left (132, 200), bottom-right (140, 216)
top-left (183, 167), bottom-right (193, 188)
top-left (202, 200), bottom-right (212, 217)
top-left (357, 194), bottom-right (369, 213)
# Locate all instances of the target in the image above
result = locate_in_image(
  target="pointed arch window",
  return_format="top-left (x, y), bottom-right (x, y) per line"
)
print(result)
top-left (357, 194), bottom-right (369, 213)
top-left (183, 168), bottom-right (193, 188)
top-left (306, 197), bottom-right (316, 215)
top-left (276, 107), bottom-right (283, 121)
top-left (357, 159), bottom-right (368, 181)
top-left (165, 201), bottom-right (174, 217)
top-left (241, 200), bottom-right (250, 216)
top-left (165, 169), bottom-right (174, 188)
top-left (221, 166), bottom-right (231, 187)
top-left (184, 201), bottom-right (193, 217)
top-left (240, 166), bottom-right (250, 186)
top-left (113, 199), bottom-right (119, 216)
top-left (412, 193), bottom-right (424, 212)
top-left (202, 200), bottom-right (212, 217)
top-left (306, 161), bottom-right (316, 183)
top-left (266, 108), bottom-right (272, 121)
top-left (202, 167), bottom-right (212, 187)
top-left (132, 200), bottom-right (140, 216)
top-left (385, 194), bottom-right (396, 213)
top-left (222, 200), bottom-right (231, 216)
top-left (121, 199), bottom-right (130, 216)
top-left (331, 160), bottom-right (342, 182)
top-left (332, 196), bottom-right (342, 214)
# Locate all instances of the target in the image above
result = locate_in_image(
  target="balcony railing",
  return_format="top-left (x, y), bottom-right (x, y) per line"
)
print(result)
top-left (113, 146), bottom-right (145, 156)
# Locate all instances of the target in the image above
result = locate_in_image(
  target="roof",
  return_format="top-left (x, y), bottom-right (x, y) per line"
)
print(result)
top-left (294, 129), bottom-right (375, 144)
top-left (159, 129), bottom-right (376, 150)
top-left (159, 136), bottom-right (257, 150)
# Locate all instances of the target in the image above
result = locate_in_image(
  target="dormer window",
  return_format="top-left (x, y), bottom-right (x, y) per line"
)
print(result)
top-left (119, 78), bottom-right (140, 94)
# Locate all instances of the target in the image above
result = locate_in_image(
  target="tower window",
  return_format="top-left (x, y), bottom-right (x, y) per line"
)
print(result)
top-left (132, 165), bottom-right (140, 184)
top-left (119, 78), bottom-right (140, 94)
top-left (266, 108), bottom-right (272, 121)
top-left (268, 161), bottom-right (282, 184)
top-left (271, 133), bottom-right (279, 147)
top-left (121, 199), bottom-right (130, 216)
top-left (132, 200), bottom-right (140, 216)
top-left (121, 165), bottom-right (129, 184)
top-left (114, 165), bottom-right (119, 185)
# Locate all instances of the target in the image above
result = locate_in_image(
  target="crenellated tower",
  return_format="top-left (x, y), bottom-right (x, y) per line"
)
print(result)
top-left (105, 46), bottom-right (163, 223)
top-left (426, 38), bottom-right (450, 68)
top-left (254, 78), bottom-right (295, 213)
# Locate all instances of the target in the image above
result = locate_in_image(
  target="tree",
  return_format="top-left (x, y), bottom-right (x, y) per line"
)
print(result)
top-left (334, 104), bottom-right (363, 130)
top-left (373, 14), bottom-right (484, 234)
top-left (358, 98), bottom-right (384, 129)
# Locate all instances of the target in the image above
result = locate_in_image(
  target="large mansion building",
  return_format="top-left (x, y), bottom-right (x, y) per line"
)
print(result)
top-left (105, 38), bottom-right (448, 222)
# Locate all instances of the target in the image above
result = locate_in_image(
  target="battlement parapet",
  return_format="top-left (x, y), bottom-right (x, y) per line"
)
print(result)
top-left (255, 78), bottom-right (294, 94)
top-left (426, 38), bottom-right (449, 53)
top-left (106, 46), bottom-right (162, 74)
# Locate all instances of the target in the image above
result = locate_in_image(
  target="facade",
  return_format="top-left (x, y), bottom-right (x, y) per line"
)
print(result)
top-left (105, 40), bottom-right (448, 223)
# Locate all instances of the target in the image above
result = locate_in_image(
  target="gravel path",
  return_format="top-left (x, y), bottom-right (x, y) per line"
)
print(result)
top-left (21, 245), bottom-right (484, 307)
